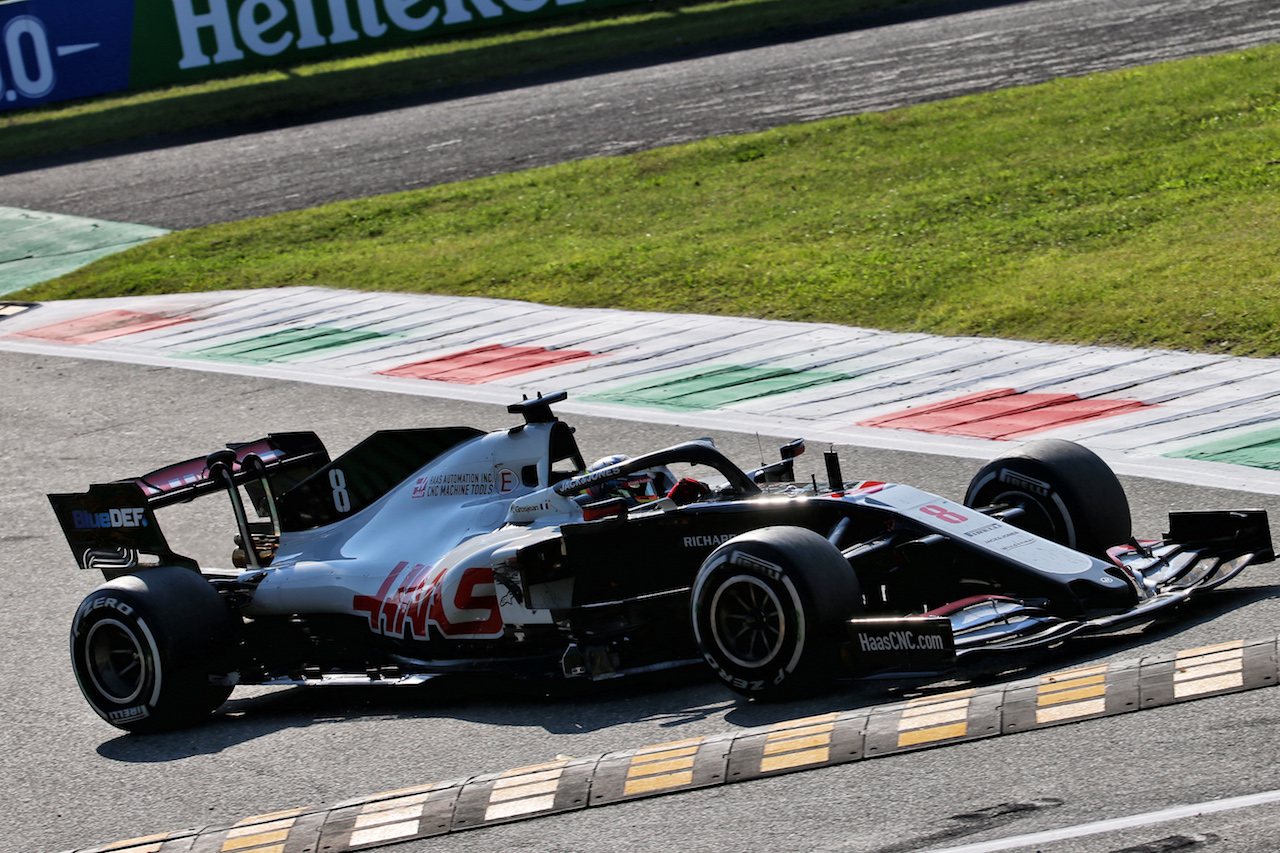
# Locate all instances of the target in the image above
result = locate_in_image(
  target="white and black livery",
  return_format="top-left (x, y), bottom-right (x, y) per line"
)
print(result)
top-left (50, 392), bottom-right (1274, 732)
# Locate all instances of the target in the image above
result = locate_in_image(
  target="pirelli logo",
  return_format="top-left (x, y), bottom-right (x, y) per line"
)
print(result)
top-left (69, 636), bottom-right (1280, 853)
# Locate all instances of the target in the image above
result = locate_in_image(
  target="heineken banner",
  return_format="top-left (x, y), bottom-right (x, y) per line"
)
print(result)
top-left (0, 0), bottom-right (134, 110)
top-left (0, 0), bottom-right (637, 111)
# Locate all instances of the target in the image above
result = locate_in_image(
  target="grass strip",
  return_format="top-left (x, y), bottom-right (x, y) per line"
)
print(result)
top-left (14, 44), bottom-right (1280, 357)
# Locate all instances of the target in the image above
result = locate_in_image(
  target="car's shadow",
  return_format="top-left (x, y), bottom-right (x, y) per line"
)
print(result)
top-left (95, 582), bottom-right (1280, 763)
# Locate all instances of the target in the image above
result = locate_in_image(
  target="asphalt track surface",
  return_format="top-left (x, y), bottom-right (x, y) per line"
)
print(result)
top-left (5, 1), bottom-right (1280, 852)
top-left (1, 0), bottom-right (1280, 230)
top-left (7, 354), bottom-right (1280, 853)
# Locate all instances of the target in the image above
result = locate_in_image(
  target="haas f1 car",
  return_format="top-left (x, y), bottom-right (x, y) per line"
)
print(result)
top-left (50, 392), bottom-right (1273, 732)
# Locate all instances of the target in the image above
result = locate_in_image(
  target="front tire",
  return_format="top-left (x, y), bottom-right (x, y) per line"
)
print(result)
top-left (70, 567), bottom-right (239, 733)
top-left (691, 526), bottom-right (862, 701)
top-left (964, 439), bottom-right (1131, 558)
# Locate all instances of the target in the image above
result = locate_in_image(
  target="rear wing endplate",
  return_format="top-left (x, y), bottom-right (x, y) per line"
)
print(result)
top-left (48, 482), bottom-right (194, 577)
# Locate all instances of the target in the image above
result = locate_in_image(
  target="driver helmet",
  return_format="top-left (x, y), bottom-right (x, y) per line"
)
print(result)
top-left (585, 454), bottom-right (661, 504)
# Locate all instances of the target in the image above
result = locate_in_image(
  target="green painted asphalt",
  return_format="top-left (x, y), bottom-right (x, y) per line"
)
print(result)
top-left (587, 364), bottom-right (853, 410)
top-left (0, 207), bottom-right (168, 295)
top-left (182, 326), bottom-right (398, 363)
top-left (1170, 425), bottom-right (1280, 471)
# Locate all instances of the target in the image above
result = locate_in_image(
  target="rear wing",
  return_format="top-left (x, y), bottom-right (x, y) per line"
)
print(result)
top-left (115, 432), bottom-right (329, 510)
top-left (48, 432), bottom-right (329, 577)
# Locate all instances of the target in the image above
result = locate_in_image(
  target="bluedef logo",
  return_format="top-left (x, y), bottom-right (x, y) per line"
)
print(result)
top-left (72, 507), bottom-right (149, 530)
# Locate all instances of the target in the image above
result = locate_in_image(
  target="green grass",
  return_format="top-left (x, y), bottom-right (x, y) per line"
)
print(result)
top-left (0, 0), bottom-right (927, 162)
top-left (18, 44), bottom-right (1280, 356)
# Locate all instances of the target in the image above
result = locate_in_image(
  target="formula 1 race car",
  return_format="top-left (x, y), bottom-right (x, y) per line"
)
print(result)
top-left (51, 392), bottom-right (1274, 732)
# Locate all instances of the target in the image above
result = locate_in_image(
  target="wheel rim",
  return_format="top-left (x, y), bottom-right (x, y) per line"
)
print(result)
top-left (84, 618), bottom-right (146, 704)
top-left (709, 574), bottom-right (786, 668)
top-left (988, 487), bottom-right (1068, 546)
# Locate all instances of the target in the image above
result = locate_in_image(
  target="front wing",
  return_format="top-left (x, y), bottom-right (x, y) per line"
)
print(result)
top-left (945, 509), bottom-right (1273, 655)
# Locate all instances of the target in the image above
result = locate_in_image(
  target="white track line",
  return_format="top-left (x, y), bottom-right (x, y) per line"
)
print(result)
top-left (925, 789), bottom-right (1280, 853)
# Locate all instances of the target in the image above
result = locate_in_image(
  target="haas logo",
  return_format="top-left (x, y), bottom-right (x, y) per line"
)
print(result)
top-left (354, 562), bottom-right (503, 640)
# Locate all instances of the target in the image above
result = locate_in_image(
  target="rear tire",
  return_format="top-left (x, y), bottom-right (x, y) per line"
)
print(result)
top-left (70, 567), bottom-right (239, 733)
top-left (964, 439), bottom-right (1131, 558)
top-left (691, 526), bottom-right (862, 700)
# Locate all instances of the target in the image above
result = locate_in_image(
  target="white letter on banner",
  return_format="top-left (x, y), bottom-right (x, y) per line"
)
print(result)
top-left (384, 0), bottom-right (440, 31)
top-left (441, 0), bottom-right (503, 25)
top-left (238, 0), bottom-right (294, 55)
top-left (355, 0), bottom-right (387, 36)
top-left (292, 0), bottom-right (328, 47)
top-left (173, 0), bottom-right (246, 69)
top-left (503, 0), bottom-right (548, 11)
top-left (324, 0), bottom-right (359, 43)
top-left (4, 17), bottom-right (56, 98)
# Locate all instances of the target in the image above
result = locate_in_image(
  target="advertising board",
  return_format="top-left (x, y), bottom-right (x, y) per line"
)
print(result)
top-left (131, 0), bottom-right (638, 89)
top-left (0, 0), bottom-right (638, 111)
top-left (0, 0), bottom-right (134, 111)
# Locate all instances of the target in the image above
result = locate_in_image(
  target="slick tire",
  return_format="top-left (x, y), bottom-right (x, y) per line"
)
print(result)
top-left (70, 566), bottom-right (239, 733)
top-left (964, 439), bottom-right (1131, 559)
top-left (691, 526), bottom-right (863, 701)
